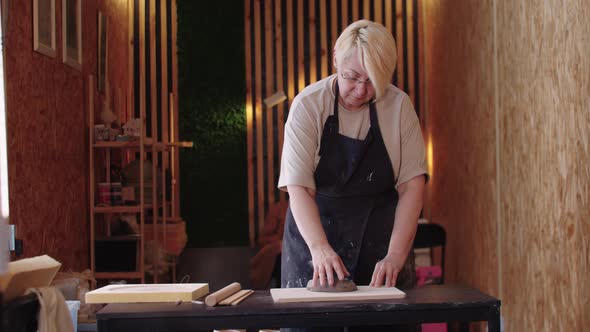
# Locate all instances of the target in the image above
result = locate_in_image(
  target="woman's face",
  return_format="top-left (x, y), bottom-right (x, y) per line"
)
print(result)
top-left (336, 54), bottom-right (375, 111)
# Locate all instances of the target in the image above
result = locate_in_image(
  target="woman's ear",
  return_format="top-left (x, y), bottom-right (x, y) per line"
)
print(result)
top-left (332, 53), bottom-right (337, 70)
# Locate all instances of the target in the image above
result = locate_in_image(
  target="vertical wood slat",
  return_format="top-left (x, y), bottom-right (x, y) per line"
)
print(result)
top-left (171, 0), bottom-right (180, 218)
top-left (287, 0), bottom-right (295, 103)
top-left (330, 0), bottom-right (338, 73)
top-left (352, 0), bottom-right (359, 21)
top-left (264, 0), bottom-right (274, 232)
top-left (363, 0), bottom-right (370, 19)
top-left (275, 1), bottom-right (287, 204)
top-left (245, 0), bottom-right (255, 247)
top-left (149, 0), bottom-right (159, 283)
top-left (245, 0), bottom-right (421, 244)
top-left (254, 0), bottom-right (265, 232)
top-left (286, 0), bottom-right (295, 205)
top-left (160, 0), bottom-right (169, 256)
top-left (320, 0), bottom-right (328, 78)
top-left (88, 75), bottom-right (95, 275)
top-left (297, 0), bottom-right (305, 91)
top-left (309, 0), bottom-right (316, 84)
top-left (406, 0), bottom-right (415, 103)
top-left (416, 0), bottom-right (425, 126)
top-left (128, 0), bottom-right (135, 126)
top-left (138, 0), bottom-right (147, 284)
top-left (160, 0), bottom-right (169, 176)
top-left (395, 0), bottom-right (404, 89)
top-left (341, 0), bottom-right (348, 30)
top-left (385, 0), bottom-right (393, 42)
top-left (374, 0), bottom-right (383, 24)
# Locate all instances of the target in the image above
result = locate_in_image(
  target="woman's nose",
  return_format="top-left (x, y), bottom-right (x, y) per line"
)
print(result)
top-left (354, 82), bottom-right (368, 95)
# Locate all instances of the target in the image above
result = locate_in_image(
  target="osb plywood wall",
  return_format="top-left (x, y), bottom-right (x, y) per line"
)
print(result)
top-left (422, 0), bottom-right (590, 330)
top-left (3, 0), bottom-right (129, 271)
top-left (496, 0), bottom-right (590, 330)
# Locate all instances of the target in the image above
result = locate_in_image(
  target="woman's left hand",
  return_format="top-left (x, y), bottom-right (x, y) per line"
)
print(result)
top-left (370, 252), bottom-right (406, 287)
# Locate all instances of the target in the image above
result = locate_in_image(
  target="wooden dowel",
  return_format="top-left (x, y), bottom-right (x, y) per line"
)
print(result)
top-left (204, 282), bottom-right (241, 307)
top-left (231, 290), bottom-right (254, 306)
top-left (219, 289), bottom-right (251, 306)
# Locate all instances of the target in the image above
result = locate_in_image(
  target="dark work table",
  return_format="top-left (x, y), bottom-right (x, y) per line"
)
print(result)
top-left (97, 284), bottom-right (501, 332)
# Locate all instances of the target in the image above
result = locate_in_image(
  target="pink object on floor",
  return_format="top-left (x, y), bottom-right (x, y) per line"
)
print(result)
top-left (422, 323), bottom-right (447, 332)
top-left (416, 266), bottom-right (446, 332)
top-left (416, 265), bottom-right (442, 285)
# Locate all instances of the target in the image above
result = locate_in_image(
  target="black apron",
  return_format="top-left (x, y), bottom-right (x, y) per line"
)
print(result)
top-left (281, 83), bottom-right (416, 290)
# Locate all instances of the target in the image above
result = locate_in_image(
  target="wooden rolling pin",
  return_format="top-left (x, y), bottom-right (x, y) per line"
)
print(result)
top-left (204, 282), bottom-right (241, 307)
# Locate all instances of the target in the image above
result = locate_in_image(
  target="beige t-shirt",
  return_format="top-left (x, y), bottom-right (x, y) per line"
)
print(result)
top-left (278, 74), bottom-right (427, 191)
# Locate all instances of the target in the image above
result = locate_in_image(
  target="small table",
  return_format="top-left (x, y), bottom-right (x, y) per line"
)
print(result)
top-left (97, 284), bottom-right (501, 332)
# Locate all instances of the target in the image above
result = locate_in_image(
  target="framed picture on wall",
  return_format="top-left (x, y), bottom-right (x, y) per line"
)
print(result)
top-left (33, 0), bottom-right (56, 57)
top-left (62, 0), bottom-right (82, 70)
top-left (97, 11), bottom-right (108, 92)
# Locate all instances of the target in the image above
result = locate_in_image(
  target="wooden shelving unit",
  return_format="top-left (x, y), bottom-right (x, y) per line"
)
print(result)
top-left (88, 0), bottom-right (188, 285)
top-left (87, 72), bottom-right (191, 284)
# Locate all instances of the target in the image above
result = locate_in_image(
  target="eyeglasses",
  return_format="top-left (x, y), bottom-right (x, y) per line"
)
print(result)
top-left (340, 72), bottom-right (372, 87)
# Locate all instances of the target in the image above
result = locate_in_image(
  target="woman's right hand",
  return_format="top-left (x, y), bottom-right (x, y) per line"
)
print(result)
top-left (309, 243), bottom-right (349, 287)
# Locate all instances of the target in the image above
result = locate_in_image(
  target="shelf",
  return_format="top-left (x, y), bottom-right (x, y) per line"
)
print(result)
top-left (93, 140), bottom-right (166, 150)
top-left (94, 271), bottom-right (143, 279)
top-left (95, 235), bottom-right (141, 242)
top-left (93, 205), bottom-right (142, 213)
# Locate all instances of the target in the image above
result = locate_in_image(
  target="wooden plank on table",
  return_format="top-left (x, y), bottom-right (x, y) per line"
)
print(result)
top-left (86, 283), bottom-right (209, 304)
top-left (270, 286), bottom-right (406, 303)
top-left (245, 0), bottom-right (255, 247)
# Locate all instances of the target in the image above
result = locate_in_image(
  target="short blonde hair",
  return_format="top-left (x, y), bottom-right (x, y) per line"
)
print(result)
top-left (334, 20), bottom-right (397, 100)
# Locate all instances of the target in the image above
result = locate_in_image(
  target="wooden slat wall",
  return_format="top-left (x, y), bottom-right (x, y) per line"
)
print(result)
top-left (245, 0), bottom-right (421, 246)
top-left (133, 0), bottom-right (176, 195)
top-left (132, 0), bottom-right (177, 276)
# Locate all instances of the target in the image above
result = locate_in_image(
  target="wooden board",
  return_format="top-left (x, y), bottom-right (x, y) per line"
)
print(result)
top-left (270, 286), bottom-right (406, 303)
top-left (0, 255), bottom-right (61, 302)
top-left (85, 283), bottom-right (209, 304)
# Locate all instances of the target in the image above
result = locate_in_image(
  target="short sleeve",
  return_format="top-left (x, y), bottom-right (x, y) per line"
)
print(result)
top-left (396, 97), bottom-right (428, 188)
top-left (277, 97), bottom-right (319, 191)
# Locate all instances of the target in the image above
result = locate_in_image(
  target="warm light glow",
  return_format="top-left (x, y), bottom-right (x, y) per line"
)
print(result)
top-left (427, 134), bottom-right (433, 178)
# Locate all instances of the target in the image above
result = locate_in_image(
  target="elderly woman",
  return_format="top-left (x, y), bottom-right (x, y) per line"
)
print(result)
top-left (279, 19), bottom-right (427, 301)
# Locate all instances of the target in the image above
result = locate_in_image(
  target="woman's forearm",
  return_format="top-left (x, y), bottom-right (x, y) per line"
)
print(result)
top-left (387, 176), bottom-right (425, 257)
top-left (286, 185), bottom-right (328, 250)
